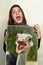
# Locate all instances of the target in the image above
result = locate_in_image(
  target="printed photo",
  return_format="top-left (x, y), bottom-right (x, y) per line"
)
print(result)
top-left (7, 25), bottom-right (38, 65)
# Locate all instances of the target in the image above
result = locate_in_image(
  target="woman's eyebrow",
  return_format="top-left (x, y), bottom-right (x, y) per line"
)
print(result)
top-left (12, 10), bottom-right (15, 12)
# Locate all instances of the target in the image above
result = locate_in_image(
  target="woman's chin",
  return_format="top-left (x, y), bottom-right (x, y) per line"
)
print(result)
top-left (16, 21), bottom-right (22, 24)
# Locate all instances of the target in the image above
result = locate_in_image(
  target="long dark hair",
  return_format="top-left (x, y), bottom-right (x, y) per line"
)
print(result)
top-left (8, 4), bottom-right (27, 25)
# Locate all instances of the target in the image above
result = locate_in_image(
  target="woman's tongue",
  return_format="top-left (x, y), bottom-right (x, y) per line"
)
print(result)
top-left (16, 16), bottom-right (21, 21)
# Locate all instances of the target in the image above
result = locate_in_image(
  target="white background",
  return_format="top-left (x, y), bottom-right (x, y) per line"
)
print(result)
top-left (0, 0), bottom-right (43, 65)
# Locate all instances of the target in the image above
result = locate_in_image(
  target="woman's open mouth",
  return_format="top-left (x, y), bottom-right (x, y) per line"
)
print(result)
top-left (17, 41), bottom-right (27, 51)
top-left (16, 16), bottom-right (21, 21)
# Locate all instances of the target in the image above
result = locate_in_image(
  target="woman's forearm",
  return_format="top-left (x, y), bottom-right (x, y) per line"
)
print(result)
top-left (38, 38), bottom-right (41, 49)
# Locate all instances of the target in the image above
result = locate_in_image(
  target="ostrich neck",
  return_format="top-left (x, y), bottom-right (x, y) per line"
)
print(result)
top-left (16, 52), bottom-right (28, 65)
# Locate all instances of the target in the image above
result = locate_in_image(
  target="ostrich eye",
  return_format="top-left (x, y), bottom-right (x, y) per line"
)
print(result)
top-left (26, 36), bottom-right (32, 41)
top-left (28, 38), bottom-right (32, 41)
top-left (16, 35), bottom-right (18, 39)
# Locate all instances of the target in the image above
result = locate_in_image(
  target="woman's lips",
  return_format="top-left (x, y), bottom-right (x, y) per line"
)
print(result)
top-left (17, 41), bottom-right (27, 50)
top-left (16, 16), bottom-right (21, 21)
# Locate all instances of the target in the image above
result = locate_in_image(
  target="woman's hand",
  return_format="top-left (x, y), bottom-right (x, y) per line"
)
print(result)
top-left (34, 24), bottom-right (41, 39)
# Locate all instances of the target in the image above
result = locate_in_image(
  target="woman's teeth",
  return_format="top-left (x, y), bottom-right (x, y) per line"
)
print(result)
top-left (16, 16), bottom-right (21, 20)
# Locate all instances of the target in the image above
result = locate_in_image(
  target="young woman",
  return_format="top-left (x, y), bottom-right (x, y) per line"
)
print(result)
top-left (3, 4), bottom-right (41, 65)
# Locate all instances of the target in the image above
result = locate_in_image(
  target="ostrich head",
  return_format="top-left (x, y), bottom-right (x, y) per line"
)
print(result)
top-left (15, 33), bottom-right (33, 53)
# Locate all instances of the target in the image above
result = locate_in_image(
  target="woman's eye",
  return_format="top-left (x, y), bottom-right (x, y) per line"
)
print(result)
top-left (18, 9), bottom-right (21, 12)
top-left (12, 11), bottom-right (16, 14)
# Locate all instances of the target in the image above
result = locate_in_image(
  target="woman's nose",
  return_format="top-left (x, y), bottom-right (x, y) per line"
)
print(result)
top-left (16, 11), bottom-right (19, 15)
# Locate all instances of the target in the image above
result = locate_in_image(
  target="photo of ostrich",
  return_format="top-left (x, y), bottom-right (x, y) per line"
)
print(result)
top-left (16, 33), bottom-right (33, 65)
top-left (7, 25), bottom-right (38, 65)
